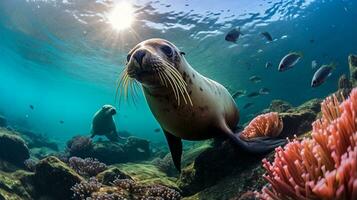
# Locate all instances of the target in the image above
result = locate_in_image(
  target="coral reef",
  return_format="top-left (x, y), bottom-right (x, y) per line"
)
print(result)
top-left (260, 88), bottom-right (357, 200)
top-left (66, 135), bottom-right (94, 158)
top-left (240, 112), bottom-right (283, 140)
top-left (69, 157), bottom-right (107, 177)
top-left (117, 163), bottom-right (178, 189)
top-left (0, 128), bottom-right (30, 167)
top-left (72, 176), bottom-right (181, 200)
top-left (96, 167), bottom-right (133, 185)
top-left (33, 156), bottom-right (83, 199)
top-left (66, 136), bottom-right (151, 164)
top-left (349, 54), bottom-right (357, 87)
top-left (0, 170), bottom-right (34, 200)
top-left (266, 100), bottom-right (292, 113)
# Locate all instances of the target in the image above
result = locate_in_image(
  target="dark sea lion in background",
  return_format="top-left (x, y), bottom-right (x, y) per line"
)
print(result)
top-left (91, 105), bottom-right (121, 142)
top-left (120, 38), bottom-right (285, 171)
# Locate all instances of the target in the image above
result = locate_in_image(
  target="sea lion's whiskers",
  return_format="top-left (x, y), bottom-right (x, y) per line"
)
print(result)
top-left (161, 61), bottom-right (193, 106)
top-left (161, 67), bottom-right (180, 104)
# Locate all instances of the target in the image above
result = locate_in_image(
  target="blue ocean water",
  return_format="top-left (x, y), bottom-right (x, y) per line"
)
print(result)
top-left (0, 0), bottom-right (356, 146)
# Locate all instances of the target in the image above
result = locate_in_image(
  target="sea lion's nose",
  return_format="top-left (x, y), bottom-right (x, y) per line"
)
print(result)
top-left (133, 49), bottom-right (146, 66)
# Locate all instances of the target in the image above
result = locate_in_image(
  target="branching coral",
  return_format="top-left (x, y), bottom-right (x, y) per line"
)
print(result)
top-left (71, 177), bottom-right (102, 200)
top-left (259, 88), bottom-right (357, 200)
top-left (72, 176), bottom-right (181, 200)
top-left (240, 112), bottom-right (283, 140)
top-left (69, 157), bottom-right (107, 177)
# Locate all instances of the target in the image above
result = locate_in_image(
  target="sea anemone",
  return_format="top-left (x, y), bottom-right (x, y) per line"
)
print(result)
top-left (240, 112), bottom-right (283, 140)
top-left (259, 88), bottom-right (357, 200)
top-left (69, 157), bottom-right (107, 177)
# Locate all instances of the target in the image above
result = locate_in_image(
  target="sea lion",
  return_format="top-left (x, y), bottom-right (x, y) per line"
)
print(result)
top-left (120, 38), bottom-right (285, 171)
top-left (90, 105), bottom-right (121, 142)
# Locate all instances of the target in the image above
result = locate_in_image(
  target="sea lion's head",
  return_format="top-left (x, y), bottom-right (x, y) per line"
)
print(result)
top-left (125, 38), bottom-right (185, 87)
top-left (119, 38), bottom-right (192, 106)
top-left (101, 104), bottom-right (117, 116)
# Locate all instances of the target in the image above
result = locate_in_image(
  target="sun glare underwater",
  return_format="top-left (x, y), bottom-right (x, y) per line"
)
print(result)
top-left (0, 0), bottom-right (357, 199)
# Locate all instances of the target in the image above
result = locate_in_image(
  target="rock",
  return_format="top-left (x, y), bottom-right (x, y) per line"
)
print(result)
top-left (178, 140), bottom-right (263, 196)
top-left (66, 136), bottom-right (151, 164)
top-left (279, 98), bottom-right (321, 138)
top-left (0, 116), bottom-right (7, 128)
top-left (66, 135), bottom-right (94, 158)
top-left (96, 167), bottom-right (132, 185)
top-left (123, 136), bottom-right (151, 161)
top-left (117, 163), bottom-right (178, 189)
top-left (0, 128), bottom-right (30, 167)
top-left (91, 141), bottom-right (127, 164)
top-left (0, 170), bottom-right (34, 200)
top-left (349, 54), bottom-right (357, 87)
top-left (267, 100), bottom-right (292, 113)
top-left (33, 156), bottom-right (83, 200)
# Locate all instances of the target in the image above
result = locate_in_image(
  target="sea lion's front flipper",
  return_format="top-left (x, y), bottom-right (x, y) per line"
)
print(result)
top-left (164, 130), bottom-right (182, 172)
top-left (221, 122), bottom-right (286, 154)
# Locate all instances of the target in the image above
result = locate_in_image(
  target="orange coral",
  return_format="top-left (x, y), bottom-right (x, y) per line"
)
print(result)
top-left (259, 88), bottom-right (357, 200)
top-left (240, 112), bottom-right (283, 140)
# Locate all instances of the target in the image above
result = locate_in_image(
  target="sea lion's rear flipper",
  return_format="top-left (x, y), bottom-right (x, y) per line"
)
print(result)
top-left (164, 130), bottom-right (182, 172)
top-left (221, 123), bottom-right (286, 154)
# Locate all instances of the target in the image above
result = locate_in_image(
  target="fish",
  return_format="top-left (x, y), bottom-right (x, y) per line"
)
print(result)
top-left (311, 63), bottom-right (336, 87)
top-left (247, 91), bottom-right (260, 98)
top-left (259, 88), bottom-right (270, 95)
top-left (29, 105), bottom-right (34, 110)
top-left (261, 32), bottom-right (273, 41)
top-left (243, 102), bottom-right (254, 109)
top-left (225, 27), bottom-right (243, 43)
top-left (59, 120), bottom-right (64, 124)
top-left (154, 128), bottom-right (161, 133)
top-left (232, 90), bottom-right (246, 99)
top-left (310, 39), bottom-right (315, 43)
top-left (249, 75), bottom-right (262, 83)
top-left (278, 52), bottom-right (303, 72)
top-left (137, 148), bottom-right (145, 153)
top-left (311, 60), bottom-right (318, 69)
top-left (265, 62), bottom-right (272, 68)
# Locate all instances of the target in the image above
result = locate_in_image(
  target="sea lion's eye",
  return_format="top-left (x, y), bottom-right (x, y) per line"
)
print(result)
top-left (126, 54), bottom-right (131, 62)
top-left (161, 45), bottom-right (173, 57)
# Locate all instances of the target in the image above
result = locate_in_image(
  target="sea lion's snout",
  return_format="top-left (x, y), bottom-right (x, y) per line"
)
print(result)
top-left (127, 48), bottom-right (154, 79)
top-left (109, 108), bottom-right (116, 115)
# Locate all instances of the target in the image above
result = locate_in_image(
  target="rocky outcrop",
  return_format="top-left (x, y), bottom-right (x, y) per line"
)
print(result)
top-left (33, 156), bottom-right (83, 200)
top-left (66, 136), bottom-right (151, 164)
top-left (0, 128), bottom-right (30, 167)
top-left (349, 54), bottom-right (357, 87)
top-left (278, 98), bottom-right (321, 138)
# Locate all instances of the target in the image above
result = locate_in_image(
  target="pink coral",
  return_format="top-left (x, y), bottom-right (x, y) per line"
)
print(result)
top-left (259, 88), bottom-right (357, 200)
top-left (240, 112), bottom-right (283, 140)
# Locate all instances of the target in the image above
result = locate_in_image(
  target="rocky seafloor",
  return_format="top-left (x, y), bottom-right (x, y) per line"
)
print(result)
top-left (0, 54), bottom-right (356, 200)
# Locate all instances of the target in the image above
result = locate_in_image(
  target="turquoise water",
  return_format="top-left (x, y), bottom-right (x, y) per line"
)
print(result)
top-left (0, 0), bottom-right (356, 146)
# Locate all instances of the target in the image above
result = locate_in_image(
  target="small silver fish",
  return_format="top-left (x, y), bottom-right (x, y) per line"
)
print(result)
top-left (311, 63), bottom-right (336, 87)
top-left (259, 88), bottom-right (270, 95)
top-left (137, 148), bottom-right (145, 153)
top-left (311, 60), bottom-right (318, 69)
top-left (278, 52), bottom-right (303, 72)
top-left (249, 75), bottom-right (262, 83)
top-left (247, 91), bottom-right (260, 98)
top-left (265, 62), bottom-right (272, 68)
top-left (232, 90), bottom-right (246, 99)
top-left (225, 27), bottom-right (243, 43)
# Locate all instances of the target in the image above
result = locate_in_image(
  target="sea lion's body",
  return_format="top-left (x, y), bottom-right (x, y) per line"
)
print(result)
top-left (143, 65), bottom-right (239, 141)
top-left (124, 38), bottom-right (285, 171)
top-left (91, 105), bottom-right (120, 142)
